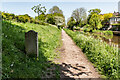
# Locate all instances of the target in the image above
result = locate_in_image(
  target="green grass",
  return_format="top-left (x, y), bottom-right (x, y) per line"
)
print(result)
top-left (64, 29), bottom-right (119, 79)
top-left (2, 20), bottom-right (61, 78)
top-left (112, 23), bottom-right (120, 26)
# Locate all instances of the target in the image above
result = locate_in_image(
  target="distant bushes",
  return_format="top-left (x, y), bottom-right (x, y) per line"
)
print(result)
top-left (92, 30), bottom-right (113, 36)
top-left (2, 12), bottom-right (15, 20)
top-left (83, 28), bottom-right (90, 32)
top-left (1, 12), bottom-right (65, 27)
top-left (1, 12), bottom-right (48, 25)
top-left (45, 13), bottom-right (65, 28)
top-left (64, 29), bottom-right (119, 79)
top-left (103, 30), bottom-right (113, 35)
top-left (16, 14), bottom-right (31, 23)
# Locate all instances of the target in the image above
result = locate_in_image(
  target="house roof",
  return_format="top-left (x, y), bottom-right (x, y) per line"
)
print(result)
top-left (113, 12), bottom-right (119, 16)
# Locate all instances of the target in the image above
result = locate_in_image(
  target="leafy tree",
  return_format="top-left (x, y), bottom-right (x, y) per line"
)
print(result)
top-left (46, 14), bottom-right (55, 25)
top-left (100, 13), bottom-right (113, 27)
top-left (87, 9), bottom-right (101, 24)
top-left (49, 6), bottom-right (63, 14)
top-left (67, 17), bottom-right (76, 30)
top-left (54, 16), bottom-right (65, 25)
top-left (89, 13), bottom-right (102, 29)
top-left (35, 14), bottom-right (46, 22)
top-left (31, 4), bottom-right (46, 16)
top-left (2, 12), bottom-right (16, 20)
top-left (72, 7), bottom-right (87, 27)
top-left (47, 6), bottom-right (65, 26)
top-left (16, 14), bottom-right (31, 23)
top-left (88, 9), bottom-right (101, 15)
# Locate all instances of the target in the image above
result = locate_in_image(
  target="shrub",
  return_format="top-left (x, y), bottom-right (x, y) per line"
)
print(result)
top-left (46, 15), bottom-right (55, 25)
top-left (103, 30), bottom-right (113, 36)
top-left (83, 28), bottom-right (90, 32)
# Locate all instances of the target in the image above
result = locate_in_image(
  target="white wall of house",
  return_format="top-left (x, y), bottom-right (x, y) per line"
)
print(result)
top-left (117, 17), bottom-right (120, 21)
top-left (110, 18), bottom-right (115, 24)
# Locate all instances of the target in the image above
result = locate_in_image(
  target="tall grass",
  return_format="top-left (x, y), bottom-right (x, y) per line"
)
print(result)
top-left (64, 29), bottom-right (119, 79)
top-left (2, 20), bottom-right (61, 78)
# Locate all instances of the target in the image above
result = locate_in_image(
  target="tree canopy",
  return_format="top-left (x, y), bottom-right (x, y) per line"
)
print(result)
top-left (48, 6), bottom-right (63, 15)
top-left (71, 7), bottom-right (87, 26)
top-left (88, 9), bottom-right (101, 15)
top-left (67, 17), bottom-right (76, 30)
top-left (89, 13), bottom-right (102, 29)
top-left (31, 4), bottom-right (46, 16)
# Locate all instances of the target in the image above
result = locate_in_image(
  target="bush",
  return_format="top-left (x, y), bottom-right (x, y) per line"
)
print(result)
top-left (46, 15), bottom-right (55, 25)
top-left (103, 30), bottom-right (113, 35)
top-left (83, 24), bottom-right (91, 28)
top-left (83, 28), bottom-right (90, 32)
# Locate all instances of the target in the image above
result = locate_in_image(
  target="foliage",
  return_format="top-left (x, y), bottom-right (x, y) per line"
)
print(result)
top-left (35, 14), bottom-right (46, 22)
top-left (16, 14), bottom-right (31, 23)
top-left (100, 13), bottom-right (113, 27)
top-left (83, 28), bottom-right (90, 32)
top-left (71, 7), bottom-right (87, 27)
top-left (64, 29), bottom-right (119, 79)
top-left (89, 13), bottom-right (102, 29)
top-left (83, 24), bottom-right (91, 28)
top-left (46, 12), bottom-right (65, 28)
top-left (2, 20), bottom-right (61, 78)
top-left (31, 4), bottom-right (46, 16)
top-left (51, 13), bottom-right (65, 18)
top-left (54, 16), bottom-right (65, 26)
top-left (1, 12), bottom-right (49, 25)
top-left (67, 17), bottom-right (76, 30)
top-left (103, 30), bottom-right (113, 36)
top-left (46, 14), bottom-right (55, 25)
top-left (2, 12), bottom-right (15, 20)
top-left (48, 6), bottom-right (63, 15)
top-left (87, 8), bottom-right (101, 27)
top-left (88, 9), bottom-right (101, 15)
top-left (92, 30), bottom-right (113, 36)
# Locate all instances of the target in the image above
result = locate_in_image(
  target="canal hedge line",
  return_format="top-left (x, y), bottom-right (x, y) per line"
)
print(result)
top-left (64, 29), bottom-right (119, 79)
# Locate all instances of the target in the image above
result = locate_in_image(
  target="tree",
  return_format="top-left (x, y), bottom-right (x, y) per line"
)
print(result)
top-left (54, 16), bottom-right (65, 25)
top-left (47, 6), bottom-right (65, 27)
top-left (88, 9), bottom-right (101, 15)
top-left (35, 14), bottom-right (46, 22)
top-left (71, 7), bottom-right (87, 26)
top-left (46, 14), bottom-right (55, 25)
top-left (89, 13), bottom-right (102, 29)
top-left (87, 9), bottom-right (101, 24)
top-left (31, 4), bottom-right (46, 17)
top-left (100, 13), bottom-right (113, 27)
top-left (48, 6), bottom-right (63, 15)
top-left (67, 17), bottom-right (76, 30)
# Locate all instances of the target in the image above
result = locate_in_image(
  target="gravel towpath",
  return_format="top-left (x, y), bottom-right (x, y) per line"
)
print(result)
top-left (55, 29), bottom-right (101, 79)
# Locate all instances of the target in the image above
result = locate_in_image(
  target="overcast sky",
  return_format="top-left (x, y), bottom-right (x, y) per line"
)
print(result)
top-left (1, 1), bottom-right (119, 22)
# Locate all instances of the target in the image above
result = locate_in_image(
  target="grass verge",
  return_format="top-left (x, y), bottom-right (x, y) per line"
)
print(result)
top-left (64, 29), bottom-right (119, 79)
top-left (2, 20), bottom-right (61, 79)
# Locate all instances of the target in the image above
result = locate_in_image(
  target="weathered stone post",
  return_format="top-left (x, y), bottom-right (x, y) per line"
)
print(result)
top-left (25, 30), bottom-right (39, 57)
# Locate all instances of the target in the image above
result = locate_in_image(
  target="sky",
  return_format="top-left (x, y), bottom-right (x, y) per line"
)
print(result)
top-left (1, 1), bottom-right (119, 22)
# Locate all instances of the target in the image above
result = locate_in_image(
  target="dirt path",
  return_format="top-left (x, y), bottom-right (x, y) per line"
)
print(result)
top-left (55, 29), bottom-right (101, 79)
